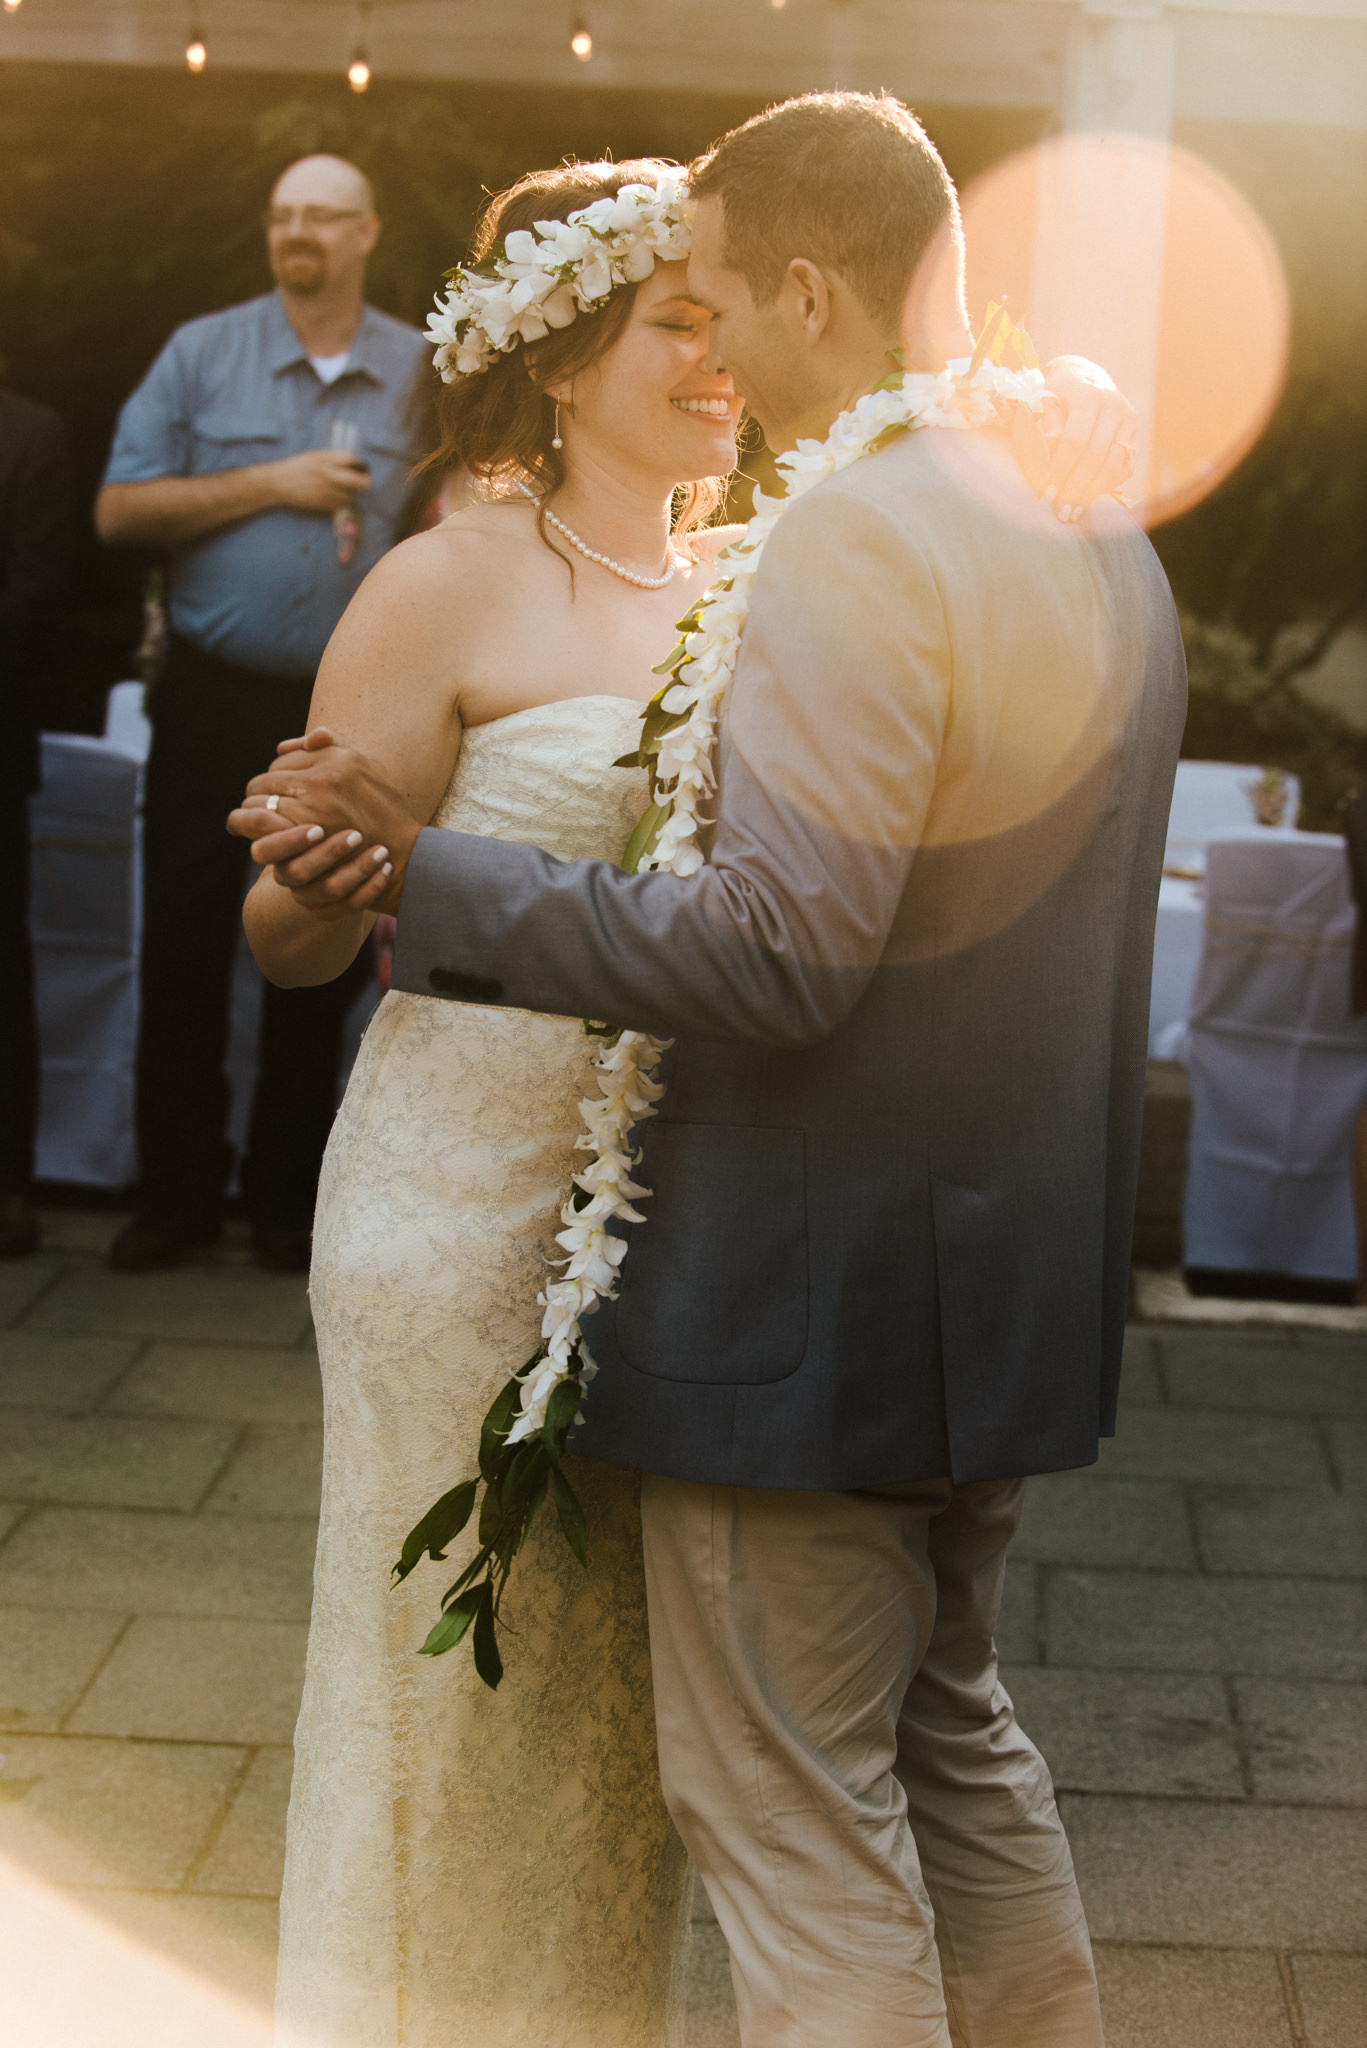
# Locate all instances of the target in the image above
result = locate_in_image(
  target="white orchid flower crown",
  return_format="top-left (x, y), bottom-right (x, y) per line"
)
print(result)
top-left (425, 170), bottom-right (695, 380)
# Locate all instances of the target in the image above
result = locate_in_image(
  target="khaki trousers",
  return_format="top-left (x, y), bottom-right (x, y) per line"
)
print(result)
top-left (640, 1474), bottom-right (1104, 2048)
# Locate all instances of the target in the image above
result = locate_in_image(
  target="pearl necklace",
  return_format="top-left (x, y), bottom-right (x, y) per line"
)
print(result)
top-left (517, 481), bottom-right (682, 590)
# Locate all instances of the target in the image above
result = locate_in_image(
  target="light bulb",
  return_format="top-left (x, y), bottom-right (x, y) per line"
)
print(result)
top-left (185, 32), bottom-right (207, 71)
top-left (570, 19), bottom-right (592, 60)
top-left (771, 0), bottom-right (787, 9)
top-left (2, 1), bottom-right (24, 15)
top-left (348, 50), bottom-right (371, 91)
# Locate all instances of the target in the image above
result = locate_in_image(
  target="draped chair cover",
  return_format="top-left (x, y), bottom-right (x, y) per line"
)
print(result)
top-left (1183, 829), bottom-right (1367, 1281)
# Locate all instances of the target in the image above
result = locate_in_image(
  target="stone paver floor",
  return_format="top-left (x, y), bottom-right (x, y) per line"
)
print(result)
top-left (0, 1207), bottom-right (1364, 2046)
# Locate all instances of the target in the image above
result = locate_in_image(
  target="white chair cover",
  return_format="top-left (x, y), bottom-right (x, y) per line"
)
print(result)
top-left (29, 727), bottom-right (147, 1187)
top-left (1183, 829), bottom-right (1367, 1281)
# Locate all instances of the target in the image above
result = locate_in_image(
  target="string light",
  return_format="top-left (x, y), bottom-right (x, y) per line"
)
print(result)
top-left (185, 28), bottom-right (207, 70)
top-left (570, 17), bottom-right (592, 60)
top-left (348, 2), bottom-right (371, 92)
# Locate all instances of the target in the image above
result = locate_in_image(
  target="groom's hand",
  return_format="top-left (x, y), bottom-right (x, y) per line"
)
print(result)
top-left (227, 727), bottom-right (419, 917)
top-left (1041, 356), bottom-right (1140, 522)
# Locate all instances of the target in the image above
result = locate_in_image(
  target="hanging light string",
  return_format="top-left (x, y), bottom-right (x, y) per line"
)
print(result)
top-left (348, 0), bottom-right (371, 90)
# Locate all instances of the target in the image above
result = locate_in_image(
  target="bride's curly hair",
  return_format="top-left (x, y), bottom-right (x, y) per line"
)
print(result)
top-left (423, 159), bottom-right (730, 557)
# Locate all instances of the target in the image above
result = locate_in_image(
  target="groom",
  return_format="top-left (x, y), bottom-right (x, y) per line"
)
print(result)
top-left (235, 93), bottom-right (1184, 2048)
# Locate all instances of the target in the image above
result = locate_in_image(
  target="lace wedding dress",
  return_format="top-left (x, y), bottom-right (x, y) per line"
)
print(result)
top-left (276, 696), bottom-right (690, 2048)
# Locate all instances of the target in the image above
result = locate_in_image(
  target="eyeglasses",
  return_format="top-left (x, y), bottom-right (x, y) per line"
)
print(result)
top-left (264, 206), bottom-right (365, 232)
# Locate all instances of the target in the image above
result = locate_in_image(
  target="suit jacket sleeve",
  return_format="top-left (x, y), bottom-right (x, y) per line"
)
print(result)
top-left (0, 401), bottom-right (74, 689)
top-left (392, 478), bottom-right (951, 1047)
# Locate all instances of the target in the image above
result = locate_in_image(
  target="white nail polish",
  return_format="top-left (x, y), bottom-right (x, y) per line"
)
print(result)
top-left (373, 846), bottom-right (389, 864)
top-left (346, 831), bottom-right (363, 850)
top-left (381, 862), bottom-right (393, 878)
top-left (306, 825), bottom-right (325, 843)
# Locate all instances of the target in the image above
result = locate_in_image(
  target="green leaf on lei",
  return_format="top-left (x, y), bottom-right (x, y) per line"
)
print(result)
top-left (620, 800), bottom-right (670, 875)
top-left (391, 1478), bottom-right (478, 1584)
top-left (418, 1584), bottom-right (484, 1657)
top-left (472, 1583), bottom-right (505, 1689)
top-left (552, 1464), bottom-right (589, 1567)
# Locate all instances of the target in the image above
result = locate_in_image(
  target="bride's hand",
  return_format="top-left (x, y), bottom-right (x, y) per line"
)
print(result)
top-left (227, 726), bottom-right (417, 916)
top-left (1040, 356), bottom-right (1140, 522)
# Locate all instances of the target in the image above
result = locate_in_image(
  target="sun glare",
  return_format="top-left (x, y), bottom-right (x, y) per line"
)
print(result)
top-left (946, 133), bottom-right (1290, 529)
top-left (0, 1852), bottom-right (277, 2048)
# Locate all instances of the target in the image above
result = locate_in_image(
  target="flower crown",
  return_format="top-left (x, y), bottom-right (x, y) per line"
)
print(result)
top-left (425, 171), bottom-right (695, 381)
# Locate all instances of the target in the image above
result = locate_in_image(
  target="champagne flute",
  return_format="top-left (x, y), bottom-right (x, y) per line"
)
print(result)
top-left (329, 419), bottom-right (367, 564)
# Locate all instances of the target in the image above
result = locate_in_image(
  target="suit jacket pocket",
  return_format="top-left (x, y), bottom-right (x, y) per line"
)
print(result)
top-left (614, 1122), bottom-right (808, 1385)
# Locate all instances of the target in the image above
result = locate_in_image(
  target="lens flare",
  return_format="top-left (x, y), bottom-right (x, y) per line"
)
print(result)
top-left (944, 133), bottom-right (1290, 529)
top-left (0, 1850), bottom-right (276, 2046)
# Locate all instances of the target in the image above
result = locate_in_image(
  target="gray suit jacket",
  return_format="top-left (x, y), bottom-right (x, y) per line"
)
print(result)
top-left (392, 428), bottom-right (1186, 1488)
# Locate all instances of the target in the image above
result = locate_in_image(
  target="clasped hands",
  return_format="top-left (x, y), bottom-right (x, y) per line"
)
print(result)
top-left (227, 728), bottom-right (419, 917)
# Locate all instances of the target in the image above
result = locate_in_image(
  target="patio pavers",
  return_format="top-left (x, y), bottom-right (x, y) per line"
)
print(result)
top-left (0, 1211), bottom-right (1362, 2045)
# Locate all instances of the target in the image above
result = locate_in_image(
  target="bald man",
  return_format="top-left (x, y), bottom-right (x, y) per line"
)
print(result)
top-left (96, 155), bottom-right (427, 1273)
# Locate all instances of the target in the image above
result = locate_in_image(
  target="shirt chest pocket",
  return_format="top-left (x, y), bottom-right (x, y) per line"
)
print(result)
top-left (189, 412), bottom-right (282, 473)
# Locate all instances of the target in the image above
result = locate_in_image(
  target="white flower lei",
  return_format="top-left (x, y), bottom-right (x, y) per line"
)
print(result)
top-left (505, 354), bottom-right (1050, 1448)
top-left (392, 308), bottom-right (1054, 1687)
top-left (426, 172), bottom-right (694, 379)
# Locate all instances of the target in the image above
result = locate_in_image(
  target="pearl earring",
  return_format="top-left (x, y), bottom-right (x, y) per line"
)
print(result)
top-left (551, 401), bottom-right (563, 451)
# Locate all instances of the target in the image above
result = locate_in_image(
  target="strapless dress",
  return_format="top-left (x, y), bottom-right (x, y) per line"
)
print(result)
top-left (276, 697), bottom-right (689, 2048)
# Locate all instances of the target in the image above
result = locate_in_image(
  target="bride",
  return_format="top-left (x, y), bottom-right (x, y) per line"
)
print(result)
top-left (235, 156), bottom-right (1135, 2048)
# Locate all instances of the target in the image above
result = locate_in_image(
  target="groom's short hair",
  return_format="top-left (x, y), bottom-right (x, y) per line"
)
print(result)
top-left (690, 92), bottom-right (960, 330)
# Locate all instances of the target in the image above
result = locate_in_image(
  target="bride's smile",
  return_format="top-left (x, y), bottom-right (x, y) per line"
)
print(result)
top-left (545, 263), bottom-right (743, 492)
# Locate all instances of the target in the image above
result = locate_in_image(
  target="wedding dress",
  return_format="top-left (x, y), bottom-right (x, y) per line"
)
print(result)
top-left (276, 696), bottom-right (690, 2048)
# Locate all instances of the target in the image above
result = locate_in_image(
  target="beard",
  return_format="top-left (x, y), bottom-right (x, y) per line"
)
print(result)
top-left (273, 242), bottom-right (327, 294)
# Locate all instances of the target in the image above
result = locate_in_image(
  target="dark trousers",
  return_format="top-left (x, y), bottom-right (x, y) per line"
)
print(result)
top-left (135, 636), bottom-right (372, 1222)
top-left (0, 799), bottom-right (39, 1191)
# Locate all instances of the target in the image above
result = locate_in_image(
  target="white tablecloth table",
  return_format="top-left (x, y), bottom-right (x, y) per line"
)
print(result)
top-left (1182, 829), bottom-right (1367, 1282)
top-left (1148, 876), bottom-right (1205, 1058)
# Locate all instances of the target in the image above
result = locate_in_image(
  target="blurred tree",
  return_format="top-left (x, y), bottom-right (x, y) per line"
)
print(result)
top-left (1179, 611), bottom-right (1367, 831)
top-left (1155, 370), bottom-right (1367, 687)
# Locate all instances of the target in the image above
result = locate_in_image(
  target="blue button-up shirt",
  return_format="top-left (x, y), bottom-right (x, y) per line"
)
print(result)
top-left (103, 291), bottom-right (429, 677)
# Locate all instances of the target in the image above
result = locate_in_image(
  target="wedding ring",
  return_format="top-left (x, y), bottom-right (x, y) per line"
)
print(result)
top-left (266, 794), bottom-right (281, 813)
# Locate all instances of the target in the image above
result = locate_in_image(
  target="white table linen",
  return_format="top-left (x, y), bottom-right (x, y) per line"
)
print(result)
top-left (1148, 760), bottom-right (1304, 1055)
top-left (1182, 829), bottom-right (1367, 1281)
top-left (1164, 759), bottom-right (1301, 878)
top-left (1148, 876), bottom-right (1205, 1058)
